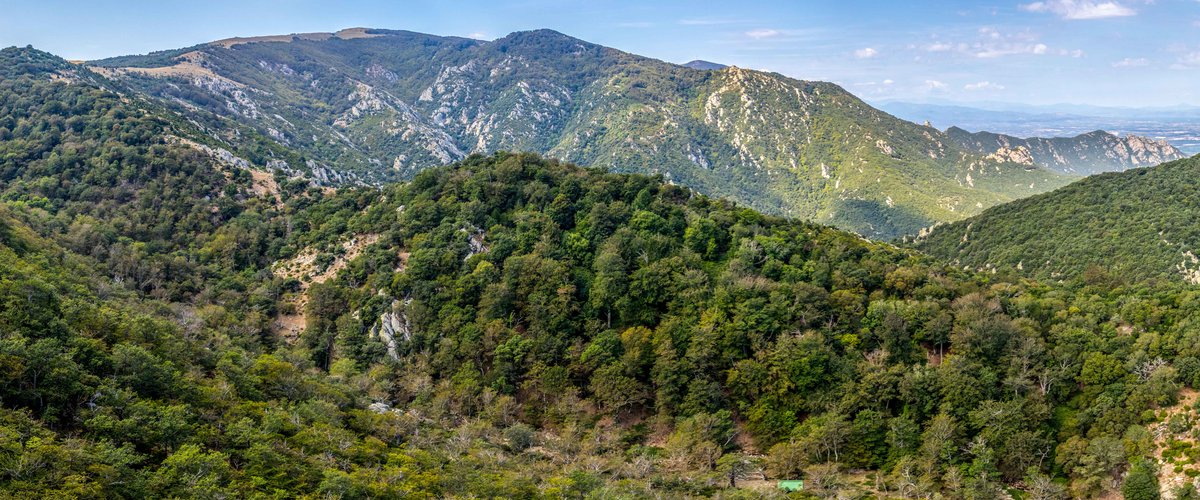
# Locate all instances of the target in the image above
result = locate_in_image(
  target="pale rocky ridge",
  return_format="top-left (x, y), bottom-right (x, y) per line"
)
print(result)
top-left (946, 126), bottom-right (1186, 176)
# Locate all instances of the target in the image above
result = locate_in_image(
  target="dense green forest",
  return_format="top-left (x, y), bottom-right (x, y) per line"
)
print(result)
top-left (915, 154), bottom-right (1200, 285)
top-left (5, 43), bottom-right (1200, 499)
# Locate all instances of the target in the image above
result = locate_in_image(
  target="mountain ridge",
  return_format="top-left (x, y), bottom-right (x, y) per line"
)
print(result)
top-left (75, 27), bottom-right (1069, 239)
top-left (945, 125), bottom-right (1185, 175)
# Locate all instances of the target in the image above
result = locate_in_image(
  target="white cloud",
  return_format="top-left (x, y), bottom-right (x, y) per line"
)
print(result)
top-left (975, 42), bottom-right (1048, 58)
top-left (1021, 0), bottom-right (1136, 20)
top-left (1172, 52), bottom-right (1200, 69)
top-left (745, 28), bottom-right (781, 39)
top-left (924, 80), bottom-right (948, 90)
top-left (466, 32), bottom-right (488, 40)
top-left (883, 79), bottom-right (895, 85)
top-left (1112, 57), bottom-right (1148, 67)
top-left (924, 28), bottom-right (1060, 58)
top-left (854, 47), bottom-right (878, 59)
top-left (964, 81), bottom-right (1006, 90)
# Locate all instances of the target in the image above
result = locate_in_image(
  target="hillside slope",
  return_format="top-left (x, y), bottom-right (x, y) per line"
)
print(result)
top-left (914, 154), bottom-right (1200, 283)
top-left (946, 126), bottom-right (1185, 176)
top-left (252, 151), bottom-right (1200, 498)
top-left (85, 28), bottom-right (1069, 238)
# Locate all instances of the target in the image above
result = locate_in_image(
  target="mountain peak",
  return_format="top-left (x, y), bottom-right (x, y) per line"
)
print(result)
top-left (496, 29), bottom-right (586, 45)
top-left (683, 60), bottom-right (726, 70)
top-left (0, 46), bottom-right (76, 79)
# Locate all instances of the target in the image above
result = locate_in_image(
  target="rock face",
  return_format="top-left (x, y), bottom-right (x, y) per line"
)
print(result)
top-left (946, 127), bottom-right (1186, 176)
top-left (369, 299), bottom-right (412, 360)
top-left (89, 28), bottom-right (1070, 238)
top-left (985, 146), bottom-right (1035, 166)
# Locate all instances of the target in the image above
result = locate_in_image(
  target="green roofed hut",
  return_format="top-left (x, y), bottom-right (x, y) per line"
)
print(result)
top-left (778, 480), bottom-right (803, 492)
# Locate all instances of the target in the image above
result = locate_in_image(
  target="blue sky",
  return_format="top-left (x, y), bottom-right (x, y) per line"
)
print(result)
top-left (3, 0), bottom-right (1199, 106)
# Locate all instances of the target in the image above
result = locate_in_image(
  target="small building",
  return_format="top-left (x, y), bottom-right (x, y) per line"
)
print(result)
top-left (777, 480), bottom-right (804, 492)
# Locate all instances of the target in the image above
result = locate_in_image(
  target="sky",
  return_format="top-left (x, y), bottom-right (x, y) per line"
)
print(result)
top-left (2, 0), bottom-right (1199, 107)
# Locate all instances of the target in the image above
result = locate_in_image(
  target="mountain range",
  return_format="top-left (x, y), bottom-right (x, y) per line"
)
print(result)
top-left (881, 100), bottom-right (1200, 156)
top-left (945, 126), bottom-right (1184, 176)
top-left (78, 27), bottom-right (1091, 239)
top-left (4, 27), bottom-right (1200, 499)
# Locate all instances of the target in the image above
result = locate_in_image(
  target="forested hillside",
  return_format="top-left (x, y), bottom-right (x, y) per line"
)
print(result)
top-left (4, 43), bottom-right (1200, 498)
top-left (915, 154), bottom-right (1200, 285)
top-left (85, 28), bottom-right (1069, 238)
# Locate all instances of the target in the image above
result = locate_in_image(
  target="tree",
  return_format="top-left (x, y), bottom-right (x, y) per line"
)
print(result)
top-left (304, 281), bottom-right (350, 370)
top-left (1025, 468), bottom-right (1067, 500)
top-left (804, 463), bottom-right (843, 497)
top-left (1121, 459), bottom-right (1160, 500)
top-left (666, 411), bottom-right (733, 470)
top-left (765, 441), bottom-right (807, 479)
top-left (589, 245), bottom-right (628, 327)
top-left (795, 413), bottom-right (850, 463)
top-left (919, 413), bottom-right (958, 473)
top-left (716, 453), bottom-right (761, 488)
top-left (590, 363), bottom-right (648, 414)
top-left (504, 423), bottom-right (536, 453)
top-left (149, 444), bottom-right (235, 499)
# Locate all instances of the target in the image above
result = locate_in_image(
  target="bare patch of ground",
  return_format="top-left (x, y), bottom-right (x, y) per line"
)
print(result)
top-left (210, 32), bottom-right (333, 49)
top-left (271, 234), bottom-right (381, 340)
top-left (248, 168), bottom-right (281, 204)
top-left (91, 51), bottom-right (242, 85)
top-left (1150, 388), bottom-right (1200, 497)
top-left (334, 28), bottom-right (383, 40)
top-left (208, 28), bottom-right (381, 48)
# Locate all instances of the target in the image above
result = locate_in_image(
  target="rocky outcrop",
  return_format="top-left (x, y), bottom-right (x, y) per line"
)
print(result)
top-left (370, 298), bottom-right (412, 360)
top-left (985, 146), bottom-right (1035, 166)
top-left (462, 226), bottom-right (488, 260)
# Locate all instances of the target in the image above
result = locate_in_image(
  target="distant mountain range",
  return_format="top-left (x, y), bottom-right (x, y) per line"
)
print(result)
top-left (22, 27), bottom-right (1161, 239)
top-left (945, 126), bottom-right (1184, 176)
top-left (7, 28), bottom-right (1194, 244)
top-left (880, 100), bottom-right (1200, 155)
top-left (75, 28), bottom-right (1074, 238)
